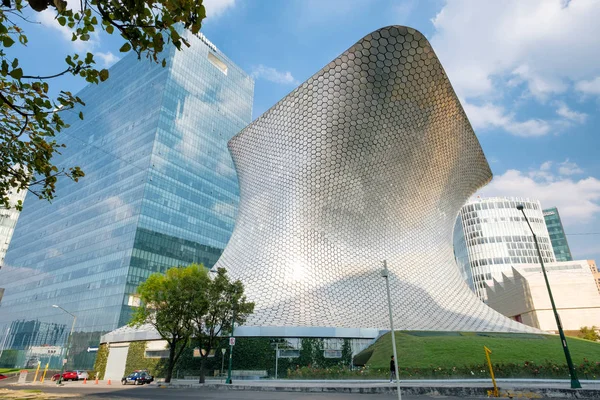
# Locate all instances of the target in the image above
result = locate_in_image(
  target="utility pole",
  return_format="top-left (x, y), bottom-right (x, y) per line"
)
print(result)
top-left (381, 260), bottom-right (402, 400)
top-left (517, 205), bottom-right (581, 389)
top-left (52, 305), bottom-right (76, 385)
top-left (275, 342), bottom-right (279, 379)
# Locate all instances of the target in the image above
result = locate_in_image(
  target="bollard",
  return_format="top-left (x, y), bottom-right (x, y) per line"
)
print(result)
top-left (83, 377), bottom-right (87, 384)
top-left (107, 379), bottom-right (111, 385)
top-left (95, 377), bottom-right (99, 385)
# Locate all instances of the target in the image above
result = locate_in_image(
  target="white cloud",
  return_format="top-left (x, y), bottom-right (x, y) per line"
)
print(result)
top-left (96, 52), bottom-right (119, 67)
top-left (431, 0), bottom-right (600, 101)
top-left (203, 0), bottom-right (236, 18)
top-left (463, 101), bottom-right (551, 137)
top-left (463, 99), bottom-right (588, 137)
top-left (555, 102), bottom-right (587, 123)
top-left (575, 76), bottom-right (600, 95)
top-left (251, 65), bottom-right (299, 85)
top-left (539, 161), bottom-right (552, 171)
top-left (479, 165), bottom-right (600, 224)
top-left (558, 159), bottom-right (584, 176)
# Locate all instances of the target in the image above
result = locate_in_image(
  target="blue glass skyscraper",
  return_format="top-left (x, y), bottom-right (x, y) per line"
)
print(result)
top-left (543, 207), bottom-right (573, 262)
top-left (0, 32), bottom-right (253, 369)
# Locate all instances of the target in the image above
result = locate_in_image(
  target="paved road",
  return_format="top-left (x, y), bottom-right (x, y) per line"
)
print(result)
top-left (0, 385), bottom-right (516, 400)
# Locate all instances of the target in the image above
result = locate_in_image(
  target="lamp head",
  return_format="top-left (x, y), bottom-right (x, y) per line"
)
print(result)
top-left (516, 205), bottom-right (524, 211)
top-left (52, 304), bottom-right (59, 308)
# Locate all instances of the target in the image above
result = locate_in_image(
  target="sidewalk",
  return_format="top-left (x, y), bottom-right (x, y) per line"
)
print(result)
top-left (159, 378), bottom-right (600, 399)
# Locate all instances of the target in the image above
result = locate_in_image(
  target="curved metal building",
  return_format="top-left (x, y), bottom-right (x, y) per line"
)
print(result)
top-left (215, 26), bottom-right (537, 333)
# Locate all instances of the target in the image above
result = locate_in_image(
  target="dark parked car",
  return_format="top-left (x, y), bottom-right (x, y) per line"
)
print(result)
top-left (51, 371), bottom-right (78, 381)
top-left (121, 371), bottom-right (153, 385)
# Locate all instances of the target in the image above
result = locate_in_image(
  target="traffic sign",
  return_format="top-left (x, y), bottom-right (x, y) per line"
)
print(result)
top-left (229, 337), bottom-right (236, 346)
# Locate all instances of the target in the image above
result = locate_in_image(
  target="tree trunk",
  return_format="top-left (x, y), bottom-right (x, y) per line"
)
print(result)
top-left (165, 341), bottom-right (177, 383)
top-left (198, 357), bottom-right (205, 384)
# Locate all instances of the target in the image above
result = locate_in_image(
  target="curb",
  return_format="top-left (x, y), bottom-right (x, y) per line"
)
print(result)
top-left (157, 383), bottom-right (600, 398)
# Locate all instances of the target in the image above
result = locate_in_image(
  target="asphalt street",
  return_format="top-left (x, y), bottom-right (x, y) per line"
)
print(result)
top-left (0, 385), bottom-right (524, 400)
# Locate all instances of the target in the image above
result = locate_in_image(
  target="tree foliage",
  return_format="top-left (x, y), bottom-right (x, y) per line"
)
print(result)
top-left (191, 267), bottom-right (254, 383)
top-left (130, 264), bottom-right (254, 383)
top-left (129, 264), bottom-right (205, 383)
top-left (0, 0), bottom-right (206, 209)
top-left (580, 326), bottom-right (599, 342)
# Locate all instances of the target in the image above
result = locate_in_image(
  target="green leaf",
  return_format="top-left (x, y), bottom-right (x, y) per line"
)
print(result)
top-left (99, 69), bottom-right (109, 82)
top-left (119, 42), bottom-right (131, 53)
top-left (79, 111), bottom-right (84, 120)
top-left (162, 59), bottom-right (166, 68)
top-left (10, 68), bottom-right (22, 79)
top-left (57, 16), bottom-right (66, 26)
top-left (80, 34), bottom-right (90, 41)
top-left (11, 58), bottom-right (18, 68)
top-left (106, 24), bottom-right (114, 34)
top-left (2, 36), bottom-right (15, 48)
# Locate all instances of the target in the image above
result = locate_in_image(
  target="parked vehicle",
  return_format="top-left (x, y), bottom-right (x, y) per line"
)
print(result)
top-left (121, 370), bottom-right (153, 385)
top-left (51, 371), bottom-right (78, 381)
top-left (76, 370), bottom-right (89, 380)
top-left (0, 374), bottom-right (8, 380)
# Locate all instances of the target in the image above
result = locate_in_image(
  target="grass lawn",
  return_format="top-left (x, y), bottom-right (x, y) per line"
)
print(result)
top-left (0, 368), bottom-right (24, 374)
top-left (359, 331), bottom-right (600, 369)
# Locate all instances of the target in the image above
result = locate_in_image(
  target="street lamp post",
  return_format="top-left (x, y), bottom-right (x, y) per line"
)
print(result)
top-left (516, 205), bottom-right (581, 389)
top-left (225, 310), bottom-right (235, 384)
top-left (52, 305), bottom-right (76, 385)
top-left (381, 260), bottom-right (402, 400)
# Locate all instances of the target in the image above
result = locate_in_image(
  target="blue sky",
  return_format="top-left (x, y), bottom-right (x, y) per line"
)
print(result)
top-left (20, 0), bottom-right (600, 261)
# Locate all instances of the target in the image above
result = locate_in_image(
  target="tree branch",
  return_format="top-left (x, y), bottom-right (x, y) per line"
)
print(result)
top-left (22, 65), bottom-right (90, 80)
top-left (0, 92), bottom-right (32, 117)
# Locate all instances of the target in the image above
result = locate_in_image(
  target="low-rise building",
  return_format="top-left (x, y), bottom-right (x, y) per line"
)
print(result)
top-left (588, 259), bottom-right (600, 295)
top-left (486, 260), bottom-right (600, 332)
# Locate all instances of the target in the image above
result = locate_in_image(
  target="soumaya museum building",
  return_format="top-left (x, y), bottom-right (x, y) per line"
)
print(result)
top-left (0, 32), bottom-right (254, 369)
top-left (210, 26), bottom-right (535, 335)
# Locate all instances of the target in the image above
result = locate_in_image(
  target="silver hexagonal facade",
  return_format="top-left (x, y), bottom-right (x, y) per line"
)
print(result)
top-left (215, 26), bottom-right (536, 333)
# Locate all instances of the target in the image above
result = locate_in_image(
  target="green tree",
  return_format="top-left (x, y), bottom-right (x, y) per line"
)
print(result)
top-left (191, 267), bottom-right (254, 383)
top-left (129, 264), bottom-right (206, 383)
top-left (0, 0), bottom-right (206, 209)
top-left (580, 326), bottom-right (600, 342)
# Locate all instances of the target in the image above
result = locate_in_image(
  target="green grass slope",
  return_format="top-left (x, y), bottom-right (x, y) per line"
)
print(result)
top-left (357, 332), bottom-right (600, 369)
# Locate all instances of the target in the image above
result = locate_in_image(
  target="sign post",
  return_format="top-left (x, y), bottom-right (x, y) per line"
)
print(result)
top-left (33, 361), bottom-right (41, 383)
top-left (40, 363), bottom-right (49, 383)
top-left (220, 348), bottom-right (226, 379)
top-left (484, 346), bottom-right (498, 397)
top-left (225, 311), bottom-right (235, 385)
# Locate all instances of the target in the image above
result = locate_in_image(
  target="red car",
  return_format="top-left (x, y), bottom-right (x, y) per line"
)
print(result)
top-left (51, 371), bottom-right (78, 381)
top-left (0, 374), bottom-right (8, 380)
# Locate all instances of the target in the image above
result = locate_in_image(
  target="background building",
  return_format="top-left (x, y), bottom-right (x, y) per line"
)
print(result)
top-left (0, 32), bottom-right (253, 369)
top-left (543, 207), bottom-right (573, 262)
top-left (454, 197), bottom-right (556, 301)
top-left (0, 188), bottom-right (26, 269)
top-left (486, 261), bottom-right (600, 331)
